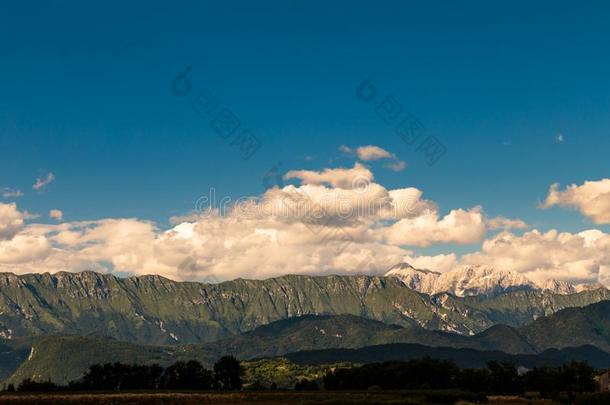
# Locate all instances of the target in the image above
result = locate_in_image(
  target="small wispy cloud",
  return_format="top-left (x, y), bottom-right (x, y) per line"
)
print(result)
top-left (355, 145), bottom-right (394, 161)
top-left (339, 145), bottom-right (352, 154)
top-left (33, 172), bottom-right (55, 191)
top-left (339, 145), bottom-right (406, 172)
top-left (1, 188), bottom-right (23, 199)
top-left (556, 133), bottom-right (565, 143)
top-left (487, 216), bottom-right (529, 230)
top-left (384, 160), bottom-right (407, 172)
top-left (49, 209), bottom-right (64, 221)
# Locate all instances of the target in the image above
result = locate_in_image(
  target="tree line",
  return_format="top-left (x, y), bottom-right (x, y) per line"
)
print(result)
top-left (3, 356), bottom-right (243, 392)
top-left (321, 358), bottom-right (598, 399)
top-left (1, 356), bottom-right (603, 402)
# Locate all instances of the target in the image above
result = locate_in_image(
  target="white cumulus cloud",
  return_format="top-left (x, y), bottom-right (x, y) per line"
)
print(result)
top-left (0, 203), bottom-right (27, 240)
top-left (460, 229), bottom-right (610, 285)
top-left (284, 163), bottom-right (373, 189)
top-left (382, 207), bottom-right (487, 247)
top-left (340, 145), bottom-right (406, 172)
top-left (541, 178), bottom-right (610, 224)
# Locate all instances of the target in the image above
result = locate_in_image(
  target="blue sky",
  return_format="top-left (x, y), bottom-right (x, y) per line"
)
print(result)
top-left (1, 1), bottom-right (610, 281)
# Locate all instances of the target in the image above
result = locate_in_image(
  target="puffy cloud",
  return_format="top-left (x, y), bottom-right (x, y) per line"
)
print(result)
top-left (279, 165), bottom-right (429, 223)
top-left (0, 212), bottom-right (409, 281)
top-left (0, 203), bottom-right (26, 240)
top-left (252, 184), bottom-right (429, 225)
top-left (460, 229), bottom-right (610, 285)
top-left (1, 188), bottom-right (23, 199)
top-left (541, 179), bottom-right (610, 224)
top-left (2, 201), bottom-right (608, 286)
top-left (0, 234), bottom-right (51, 264)
top-left (2, 219), bottom-right (161, 276)
top-left (49, 209), bottom-right (63, 221)
top-left (151, 214), bottom-right (408, 281)
top-left (340, 145), bottom-right (406, 172)
top-left (33, 172), bottom-right (55, 191)
top-left (284, 163), bottom-right (373, 189)
top-left (382, 207), bottom-right (486, 247)
top-left (0, 165), bottom-right (476, 281)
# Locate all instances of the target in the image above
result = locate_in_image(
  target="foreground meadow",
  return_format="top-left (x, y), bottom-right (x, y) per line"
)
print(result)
top-left (0, 391), bottom-right (565, 405)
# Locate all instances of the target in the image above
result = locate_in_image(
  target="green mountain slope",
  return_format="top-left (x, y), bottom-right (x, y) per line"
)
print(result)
top-left (7, 303), bottom-right (610, 386)
top-left (3, 335), bottom-right (187, 386)
top-left (200, 314), bottom-right (404, 359)
top-left (520, 300), bottom-right (610, 352)
top-left (1, 271), bottom-right (608, 345)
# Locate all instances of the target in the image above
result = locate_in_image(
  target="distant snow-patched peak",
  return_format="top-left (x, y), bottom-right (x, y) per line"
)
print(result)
top-left (574, 282), bottom-right (607, 292)
top-left (536, 279), bottom-right (576, 295)
top-left (434, 265), bottom-right (536, 298)
top-left (386, 262), bottom-right (441, 275)
top-left (386, 263), bottom-right (578, 297)
top-left (385, 263), bottom-right (440, 292)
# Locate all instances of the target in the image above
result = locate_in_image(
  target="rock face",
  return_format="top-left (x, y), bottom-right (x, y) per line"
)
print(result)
top-left (386, 263), bottom-right (579, 297)
top-left (0, 271), bottom-right (609, 344)
top-left (385, 263), bottom-right (440, 292)
top-left (538, 279), bottom-right (577, 295)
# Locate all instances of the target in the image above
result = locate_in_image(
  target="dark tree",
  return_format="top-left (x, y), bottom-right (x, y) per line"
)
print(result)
top-left (458, 368), bottom-right (491, 393)
top-left (560, 362), bottom-right (596, 394)
top-left (161, 360), bottom-right (214, 390)
top-left (17, 378), bottom-right (58, 392)
top-left (213, 356), bottom-right (243, 391)
top-left (294, 378), bottom-right (319, 391)
top-left (323, 358), bottom-right (460, 390)
top-left (78, 362), bottom-right (165, 391)
top-left (487, 361), bottom-right (521, 394)
top-left (122, 364), bottom-right (164, 390)
top-left (522, 366), bottom-right (559, 396)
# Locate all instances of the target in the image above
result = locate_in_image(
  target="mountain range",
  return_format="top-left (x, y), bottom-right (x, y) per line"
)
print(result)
top-left (2, 269), bottom-right (610, 387)
top-left (1, 270), bottom-right (609, 345)
top-left (385, 263), bottom-right (582, 297)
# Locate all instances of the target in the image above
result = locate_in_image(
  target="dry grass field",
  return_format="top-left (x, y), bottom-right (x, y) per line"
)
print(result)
top-left (0, 391), bottom-right (562, 405)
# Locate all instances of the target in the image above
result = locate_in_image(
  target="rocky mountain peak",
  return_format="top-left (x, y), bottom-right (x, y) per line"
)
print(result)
top-left (386, 263), bottom-right (579, 297)
top-left (386, 262), bottom-right (441, 275)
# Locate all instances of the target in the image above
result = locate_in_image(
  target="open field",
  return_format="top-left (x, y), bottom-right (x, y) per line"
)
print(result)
top-left (0, 391), bottom-right (561, 405)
